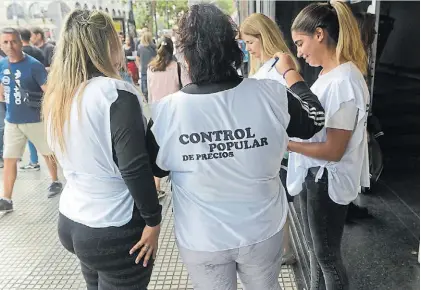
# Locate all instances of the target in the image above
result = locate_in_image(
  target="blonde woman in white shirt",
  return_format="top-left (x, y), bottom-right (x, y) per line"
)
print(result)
top-left (287, 2), bottom-right (370, 289)
top-left (240, 13), bottom-right (299, 80)
top-left (240, 13), bottom-right (299, 266)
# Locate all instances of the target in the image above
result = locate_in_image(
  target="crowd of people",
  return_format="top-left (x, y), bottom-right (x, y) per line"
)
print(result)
top-left (0, 1), bottom-right (373, 290)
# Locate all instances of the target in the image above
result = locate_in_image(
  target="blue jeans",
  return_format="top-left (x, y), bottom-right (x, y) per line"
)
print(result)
top-left (0, 103), bottom-right (5, 158)
top-left (28, 141), bottom-right (38, 164)
top-left (140, 76), bottom-right (148, 102)
top-left (120, 71), bottom-right (134, 84)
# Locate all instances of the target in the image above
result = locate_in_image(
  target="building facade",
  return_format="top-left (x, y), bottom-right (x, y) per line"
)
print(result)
top-left (1, 0), bottom-right (127, 39)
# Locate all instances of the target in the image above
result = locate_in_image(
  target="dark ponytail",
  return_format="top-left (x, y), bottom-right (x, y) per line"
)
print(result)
top-left (149, 37), bottom-right (174, 72)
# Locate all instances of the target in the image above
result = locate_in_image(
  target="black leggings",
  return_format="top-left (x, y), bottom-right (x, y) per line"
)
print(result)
top-left (300, 167), bottom-right (349, 290)
top-left (58, 208), bottom-right (154, 290)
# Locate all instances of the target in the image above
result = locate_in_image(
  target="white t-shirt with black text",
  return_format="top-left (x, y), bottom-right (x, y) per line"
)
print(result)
top-left (151, 78), bottom-right (290, 252)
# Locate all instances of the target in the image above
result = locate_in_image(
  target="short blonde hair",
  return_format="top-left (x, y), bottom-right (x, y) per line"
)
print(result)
top-left (140, 31), bottom-right (153, 46)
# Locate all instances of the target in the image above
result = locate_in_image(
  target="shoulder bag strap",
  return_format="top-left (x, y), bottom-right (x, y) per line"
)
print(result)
top-left (177, 62), bottom-right (182, 90)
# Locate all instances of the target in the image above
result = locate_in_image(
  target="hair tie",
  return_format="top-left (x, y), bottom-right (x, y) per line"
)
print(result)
top-left (327, 1), bottom-right (333, 9)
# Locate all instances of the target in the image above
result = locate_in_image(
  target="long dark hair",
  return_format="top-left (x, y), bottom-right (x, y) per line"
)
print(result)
top-left (177, 4), bottom-right (243, 84)
top-left (354, 12), bottom-right (376, 60)
top-left (149, 37), bottom-right (174, 72)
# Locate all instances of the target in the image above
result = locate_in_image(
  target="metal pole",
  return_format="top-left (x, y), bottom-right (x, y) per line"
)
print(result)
top-left (368, 0), bottom-right (381, 114)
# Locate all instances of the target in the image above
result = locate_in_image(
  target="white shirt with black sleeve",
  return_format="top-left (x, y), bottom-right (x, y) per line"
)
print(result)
top-left (47, 77), bottom-right (162, 228)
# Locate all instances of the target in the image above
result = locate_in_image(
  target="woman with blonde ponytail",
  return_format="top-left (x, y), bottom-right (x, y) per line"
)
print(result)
top-left (286, 2), bottom-right (370, 289)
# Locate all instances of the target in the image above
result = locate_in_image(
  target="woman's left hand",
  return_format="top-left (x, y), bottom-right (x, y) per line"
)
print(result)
top-left (130, 224), bottom-right (161, 267)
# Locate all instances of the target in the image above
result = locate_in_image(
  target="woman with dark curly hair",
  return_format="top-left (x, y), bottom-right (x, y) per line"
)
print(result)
top-left (150, 4), bottom-right (325, 289)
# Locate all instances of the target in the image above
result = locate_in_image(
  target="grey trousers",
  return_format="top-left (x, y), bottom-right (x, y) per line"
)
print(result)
top-left (178, 229), bottom-right (284, 290)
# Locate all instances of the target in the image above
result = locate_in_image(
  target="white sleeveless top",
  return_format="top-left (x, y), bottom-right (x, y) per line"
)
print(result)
top-left (287, 62), bottom-right (370, 205)
top-left (47, 77), bottom-right (146, 228)
top-left (151, 78), bottom-right (290, 252)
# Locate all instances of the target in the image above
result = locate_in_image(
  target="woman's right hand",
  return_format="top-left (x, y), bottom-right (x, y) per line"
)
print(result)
top-left (273, 52), bottom-right (296, 76)
top-left (273, 52), bottom-right (304, 87)
top-left (130, 224), bottom-right (161, 267)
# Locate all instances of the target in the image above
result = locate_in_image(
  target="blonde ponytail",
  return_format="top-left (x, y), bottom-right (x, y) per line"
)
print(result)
top-left (291, 2), bottom-right (367, 75)
top-left (331, 1), bottom-right (367, 75)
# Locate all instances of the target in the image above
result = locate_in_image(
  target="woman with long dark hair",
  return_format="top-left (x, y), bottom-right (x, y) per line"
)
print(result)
top-left (150, 4), bottom-right (325, 289)
top-left (147, 36), bottom-right (190, 104)
top-left (286, 2), bottom-right (370, 289)
top-left (124, 35), bottom-right (139, 84)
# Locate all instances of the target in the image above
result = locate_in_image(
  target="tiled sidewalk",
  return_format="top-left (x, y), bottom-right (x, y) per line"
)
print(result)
top-left (0, 159), bottom-right (297, 290)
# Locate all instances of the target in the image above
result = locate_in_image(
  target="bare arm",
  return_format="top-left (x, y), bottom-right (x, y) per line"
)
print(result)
top-left (41, 85), bottom-right (47, 92)
top-left (0, 84), bottom-right (4, 102)
top-left (288, 128), bottom-right (353, 162)
top-left (136, 56), bottom-right (141, 69)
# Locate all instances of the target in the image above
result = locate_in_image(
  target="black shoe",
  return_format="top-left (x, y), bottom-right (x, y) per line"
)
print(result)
top-left (48, 181), bottom-right (63, 198)
top-left (0, 198), bottom-right (13, 212)
top-left (346, 202), bottom-right (373, 223)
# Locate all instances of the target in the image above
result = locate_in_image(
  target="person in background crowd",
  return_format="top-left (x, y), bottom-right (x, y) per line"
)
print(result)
top-left (240, 12), bottom-right (300, 267)
top-left (118, 31), bottom-right (125, 45)
top-left (19, 28), bottom-right (44, 64)
top-left (43, 10), bottom-right (161, 289)
top-left (124, 35), bottom-right (139, 85)
top-left (30, 27), bottom-right (55, 69)
top-left (0, 49), bottom-right (5, 167)
top-left (147, 37), bottom-right (190, 104)
top-left (171, 26), bottom-right (180, 59)
top-left (136, 31), bottom-right (156, 101)
top-left (237, 38), bottom-right (249, 77)
top-left (150, 4), bottom-right (325, 289)
top-left (286, 2), bottom-right (370, 289)
top-left (19, 28), bottom-right (45, 172)
top-left (0, 28), bottom-right (62, 213)
top-left (147, 36), bottom-right (190, 199)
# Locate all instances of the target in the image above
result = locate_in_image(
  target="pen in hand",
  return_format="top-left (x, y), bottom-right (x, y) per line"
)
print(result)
top-left (268, 57), bottom-right (279, 72)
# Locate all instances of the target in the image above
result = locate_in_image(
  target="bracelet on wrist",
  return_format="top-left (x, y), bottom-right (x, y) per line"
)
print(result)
top-left (282, 68), bottom-right (295, 79)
